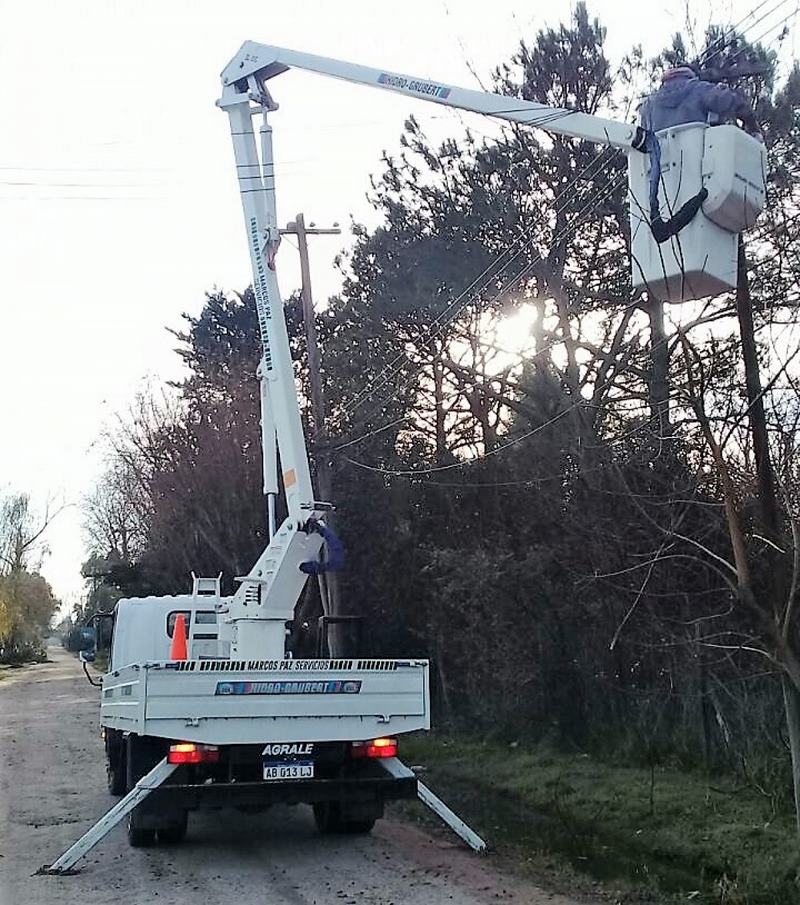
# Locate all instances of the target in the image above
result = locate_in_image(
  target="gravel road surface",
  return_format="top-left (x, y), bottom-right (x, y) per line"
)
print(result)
top-left (0, 648), bottom-right (588, 905)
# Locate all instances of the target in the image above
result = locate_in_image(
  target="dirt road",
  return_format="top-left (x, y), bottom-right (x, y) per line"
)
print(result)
top-left (0, 648), bottom-right (586, 905)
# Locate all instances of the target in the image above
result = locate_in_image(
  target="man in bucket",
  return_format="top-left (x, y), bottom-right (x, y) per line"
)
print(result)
top-left (640, 65), bottom-right (761, 242)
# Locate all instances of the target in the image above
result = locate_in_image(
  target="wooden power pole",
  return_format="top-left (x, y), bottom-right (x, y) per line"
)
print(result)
top-left (279, 214), bottom-right (342, 635)
top-left (735, 238), bottom-right (800, 831)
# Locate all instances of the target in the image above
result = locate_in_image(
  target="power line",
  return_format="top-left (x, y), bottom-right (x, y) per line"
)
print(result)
top-left (335, 170), bottom-right (629, 453)
top-left (335, 146), bottom-right (624, 425)
top-left (0, 181), bottom-right (151, 188)
top-left (729, 4), bottom-right (800, 57)
top-left (324, 0), bottom-right (797, 474)
top-left (331, 418), bottom-right (407, 452)
top-left (0, 165), bottom-right (165, 173)
top-left (340, 170), bottom-right (628, 448)
top-left (0, 195), bottom-right (158, 202)
top-left (702, 0), bottom-right (792, 67)
top-left (335, 1), bottom-right (798, 444)
top-left (342, 177), bottom-right (800, 482)
top-left (333, 21), bottom-right (800, 472)
top-left (344, 402), bottom-right (578, 477)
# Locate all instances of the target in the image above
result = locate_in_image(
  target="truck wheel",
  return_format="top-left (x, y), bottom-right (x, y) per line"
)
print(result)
top-left (125, 735), bottom-right (164, 848)
top-left (313, 802), bottom-right (375, 835)
top-left (157, 811), bottom-right (188, 844)
top-left (127, 816), bottom-right (156, 848)
top-left (108, 758), bottom-right (126, 796)
top-left (313, 801), bottom-right (343, 833)
top-left (106, 735), bottom-right (127, 796)
top-left (104, 729), bottom-right (126, 796)
top-left (343, 818), bottom-right (376, 834)
top-left (126, 735), bottom-right (164, 790)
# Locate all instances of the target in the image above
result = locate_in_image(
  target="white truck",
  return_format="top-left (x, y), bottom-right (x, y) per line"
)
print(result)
top-left (48, 39), bottom-right (766, 872)
top-left (98, 586), bottom-right (429, 845)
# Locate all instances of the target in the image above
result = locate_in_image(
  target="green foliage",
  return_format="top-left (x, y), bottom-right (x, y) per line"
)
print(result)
top-left (0, 571), bottom-right (58, 664)
top-left (75, 553), bottom-right (123, 625)
top-left (404, 733), bottom-right (800, 904)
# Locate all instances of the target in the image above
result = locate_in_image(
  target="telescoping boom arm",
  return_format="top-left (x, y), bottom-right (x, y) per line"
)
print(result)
top-left (215, 42), bottom-right (651, 660)
top-left (220, 42), bottom-right (646, 151)
top-left (216, 41), bottom-right (762, 659)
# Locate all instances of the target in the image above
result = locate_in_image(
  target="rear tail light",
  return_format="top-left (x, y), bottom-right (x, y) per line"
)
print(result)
top-left (351, 737), bottom-right (398, 759)
top-left (168, 742), bottom-right (220, 764)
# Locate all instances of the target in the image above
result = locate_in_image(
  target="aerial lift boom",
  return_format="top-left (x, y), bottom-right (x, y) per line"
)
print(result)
top-left (220, 42), bottom-right (645, 149)
top-left (216, 43), bottom-right (767, 665)
top-left (215, 43), bottom-right (649, 664)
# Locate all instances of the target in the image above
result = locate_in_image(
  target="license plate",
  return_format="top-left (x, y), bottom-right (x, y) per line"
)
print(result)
top-left (263, 760), bottom-right (314, 781)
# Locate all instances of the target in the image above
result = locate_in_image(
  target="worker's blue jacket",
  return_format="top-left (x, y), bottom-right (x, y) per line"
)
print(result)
top-left (640, 77), bottom-right (753, 132)
top-left (639, 76), bottom-right (755, 238)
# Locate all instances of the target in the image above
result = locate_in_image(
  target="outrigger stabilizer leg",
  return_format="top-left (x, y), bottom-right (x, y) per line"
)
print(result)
top-left (40, 759), bottom-right (178, 874)
top-left (380, 758), bottom-right (487, 852)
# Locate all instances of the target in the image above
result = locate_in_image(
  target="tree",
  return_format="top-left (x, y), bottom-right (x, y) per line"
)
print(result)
top-left (0, 492), bottom-right (56, 576)
top-left (0, 571), bottom-right (59, 663)
top-left (0, 491), bottom-right (61, 663)
top-left (83, 458), bottom-right (148, 564)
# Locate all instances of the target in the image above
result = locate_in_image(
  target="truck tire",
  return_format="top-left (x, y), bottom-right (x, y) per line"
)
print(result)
top-left (125, 735), bottom-right (164, 790)
top-left (127, 818), bottom-right (156, 848)
top-left (105, 730), bottom-right (126, 796)
top-left (343, 818), bottom-right (376, 834)
top-left (312, 801), bottom-right (340, 833)
top-left (108, 757), bottom-right (126, 796)
top-left (125, 735), bottom-right (164, 848)
top-left (157, 811), bottom-right (188, 844)
top-left (312, 802), bottom-right (375, 835)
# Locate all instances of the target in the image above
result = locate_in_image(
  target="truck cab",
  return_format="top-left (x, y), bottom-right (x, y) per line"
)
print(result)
top-left (109, 593), bottom-right (227, 670)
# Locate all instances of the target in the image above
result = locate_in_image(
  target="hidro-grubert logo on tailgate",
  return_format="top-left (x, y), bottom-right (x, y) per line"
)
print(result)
top-left (215, 680), bottom-right (362, 696)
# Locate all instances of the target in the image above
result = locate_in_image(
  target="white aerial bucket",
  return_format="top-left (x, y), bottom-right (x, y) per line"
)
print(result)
top-left (628, 123), bottom-right (767, 302)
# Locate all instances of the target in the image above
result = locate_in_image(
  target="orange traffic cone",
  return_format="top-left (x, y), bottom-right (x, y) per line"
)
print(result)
top-left (170, 613), bottom-right (188, 661)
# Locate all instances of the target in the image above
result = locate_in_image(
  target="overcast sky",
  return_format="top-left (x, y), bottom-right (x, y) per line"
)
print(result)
top-left (1, 0), bottom-right (793, 611)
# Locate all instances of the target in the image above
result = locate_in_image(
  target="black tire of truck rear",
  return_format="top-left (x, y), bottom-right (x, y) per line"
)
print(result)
top-left (125, 735), bottom-right (164, 848)
top-left (157, 811), bottom-right (188, 844)
top-left (127, 818), bottom-right (156, 848)
top-left (106, 737), bottom-right (127, 796)
top-left (343, 818), bottom-right (376, 834)
top-left (108, 758), bottom-right (126, 796)
top-left (313, 802), bottom-right (375, 835)
top-left (125, 734), bottom-right (164, 790)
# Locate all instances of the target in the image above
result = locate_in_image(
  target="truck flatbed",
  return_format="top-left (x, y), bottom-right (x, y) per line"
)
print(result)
top-left (101, 657), bottom-right (430, 745)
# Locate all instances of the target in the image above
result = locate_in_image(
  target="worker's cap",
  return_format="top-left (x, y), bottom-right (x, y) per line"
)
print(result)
top-left (662, 65), bottom-right (696, 83)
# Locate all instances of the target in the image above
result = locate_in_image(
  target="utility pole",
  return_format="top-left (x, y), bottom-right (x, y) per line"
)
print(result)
top-left (281, 214), bottom-right (340, 492)
top-left (735, 238), bottom-right (800, 831)
top-left (279, 214), bottom-right (343, 640)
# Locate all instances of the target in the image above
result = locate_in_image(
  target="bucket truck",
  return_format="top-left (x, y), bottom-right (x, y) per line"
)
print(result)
top-left (47, 41), bottom-right (767, 873)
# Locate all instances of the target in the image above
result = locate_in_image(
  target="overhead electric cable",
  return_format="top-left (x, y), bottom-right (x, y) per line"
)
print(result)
top-left (335, 170), bottom-right (627, 452)
top-left (336, 146), bottom-right (624, 423)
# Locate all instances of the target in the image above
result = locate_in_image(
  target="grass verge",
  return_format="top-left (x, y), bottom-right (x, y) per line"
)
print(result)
top-left (399, 733), bottom-right (800, 904)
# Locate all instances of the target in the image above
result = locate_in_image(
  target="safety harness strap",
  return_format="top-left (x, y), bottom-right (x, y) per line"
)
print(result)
top-left (650, 187), bottom-right (709, 243)
top-left (644, 128), bottom-right (707, 244)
